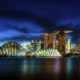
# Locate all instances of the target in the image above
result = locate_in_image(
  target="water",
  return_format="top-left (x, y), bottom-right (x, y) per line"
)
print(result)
top-left (0, 57), bottom-right (79, 80)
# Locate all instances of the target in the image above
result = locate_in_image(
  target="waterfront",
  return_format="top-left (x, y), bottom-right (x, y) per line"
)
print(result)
top-left (0, 57), bottom-right (79, 80)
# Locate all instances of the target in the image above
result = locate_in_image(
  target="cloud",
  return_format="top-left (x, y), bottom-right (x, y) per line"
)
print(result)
top-left (0, 0), bottom-right (80, 42)
top-left (0, 19), bottom-right (44, 41)
top-left (0, 30), bottom-right (24, 40)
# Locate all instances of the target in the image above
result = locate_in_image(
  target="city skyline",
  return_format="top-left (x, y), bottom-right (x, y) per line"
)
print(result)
top-left (0, 1), bottom-right (79, 79)
top-left (0, 31), bottom-right (79, 57)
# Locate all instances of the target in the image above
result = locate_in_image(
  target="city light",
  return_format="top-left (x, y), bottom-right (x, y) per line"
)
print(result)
top-left (0, 30), bottom-right (79, 57)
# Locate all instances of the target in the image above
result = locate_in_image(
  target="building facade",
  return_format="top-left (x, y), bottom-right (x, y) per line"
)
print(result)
top-left (48, 33), bottom-right (56, 48)
top-left (41, 33), bottom-right (48, 49)
top-left (58, 31), bottom-right (66, 55)
top-left (65, 39), bottom-right (71, 53)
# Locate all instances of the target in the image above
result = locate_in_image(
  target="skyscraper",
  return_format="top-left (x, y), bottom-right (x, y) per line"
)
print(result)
top-left (58, 31), bottom-right (66, 55)
top-left (65, 39), bottom-right (71, 53)
top-left (48, 33), bottom-right (56, 48)
top-left (41, 33), bottom-right (48, 49)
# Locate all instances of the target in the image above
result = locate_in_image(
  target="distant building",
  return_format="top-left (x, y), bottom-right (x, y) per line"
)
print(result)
top-left (73, 39), bottom-right (80, 54)
top-left (41, 33), bottom-right (56, 49)
top-left (58, 31), bottom-right (66, 55)
top-left (65, 39), bottom-right (71, 53)
top-left (40, 31), bottom-right (72, 55)
top-left (41, 33), bottom-right (48, 49)
top-left (48, 33), bottom-right (56, 48)
top-left (55, 40), bottom-right (58, 49)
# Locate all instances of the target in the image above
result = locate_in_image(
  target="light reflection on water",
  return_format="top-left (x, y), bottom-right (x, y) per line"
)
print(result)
top-left (52, 59), bottom-right (61, 74)
top-left (66, 58), bottom-right (73, 74)
top-left (0, 57), bottom-right (79, 79)
top-left (21, 59), bottom-right (41, 75)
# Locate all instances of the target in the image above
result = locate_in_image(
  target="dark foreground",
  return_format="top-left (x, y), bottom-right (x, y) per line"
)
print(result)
top-left (0, 57), bottom-right (79, 80)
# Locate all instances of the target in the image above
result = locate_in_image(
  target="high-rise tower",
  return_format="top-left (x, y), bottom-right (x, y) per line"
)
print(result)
top-left (65, 38), bottom-right (71, 53)
top-left (48, 33), bottom-right (56, 48)
top-left (41, 33), bottom-right (48, 49)
top-left (58, 31), bottom-right (66, 54)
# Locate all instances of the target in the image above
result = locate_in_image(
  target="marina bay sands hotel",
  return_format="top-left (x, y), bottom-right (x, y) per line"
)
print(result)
top-left (41, 31), bottom-right (72, 55)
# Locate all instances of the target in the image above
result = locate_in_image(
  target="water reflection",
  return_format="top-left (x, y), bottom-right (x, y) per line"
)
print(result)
top-left (78, 59), bottom-right (80, 80)
top-left (21, 60), bottom-right (28, 75)
top-left (21, 59), bottom-right (41, 75)
top-left (52, 59), bottom-right (61, 74)
top-left (66, 58), bottom-right (73, 74)
top-left (0, 57), bottom-right (79, 80)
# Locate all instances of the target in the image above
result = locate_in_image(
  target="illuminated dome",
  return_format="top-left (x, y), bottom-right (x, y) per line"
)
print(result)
top-left (0, 41), bottom-right (21, 56)
top-left (34, 49), bottom-right (62, 57)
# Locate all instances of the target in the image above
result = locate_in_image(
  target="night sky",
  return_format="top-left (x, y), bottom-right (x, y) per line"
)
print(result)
top-left (0, 0), bottom-right (80, 43)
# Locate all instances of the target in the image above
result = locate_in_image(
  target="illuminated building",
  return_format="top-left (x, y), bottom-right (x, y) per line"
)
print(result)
top-left (0, 41), bottom-right (21, 56)
top-left (65, 39), bottom-right (71, 53)
top-left (41, 33), bottom-right (48, 49)
top-left (34, 49), bottom-right (61, 57)
top-left (55, 40), bottom-right (58, 49)
top-left (58, 31), bottom-right (66, 54)
top-left (48, 33), bottom-right (56, 48)
top-left (40, 30), bottom-right (73, 55)
top-left (73, 39), bottom-right (80, 54)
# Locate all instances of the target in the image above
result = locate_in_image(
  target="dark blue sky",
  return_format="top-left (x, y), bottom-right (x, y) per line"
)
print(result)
top-left (0, 0), bottom-right (80, 43)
